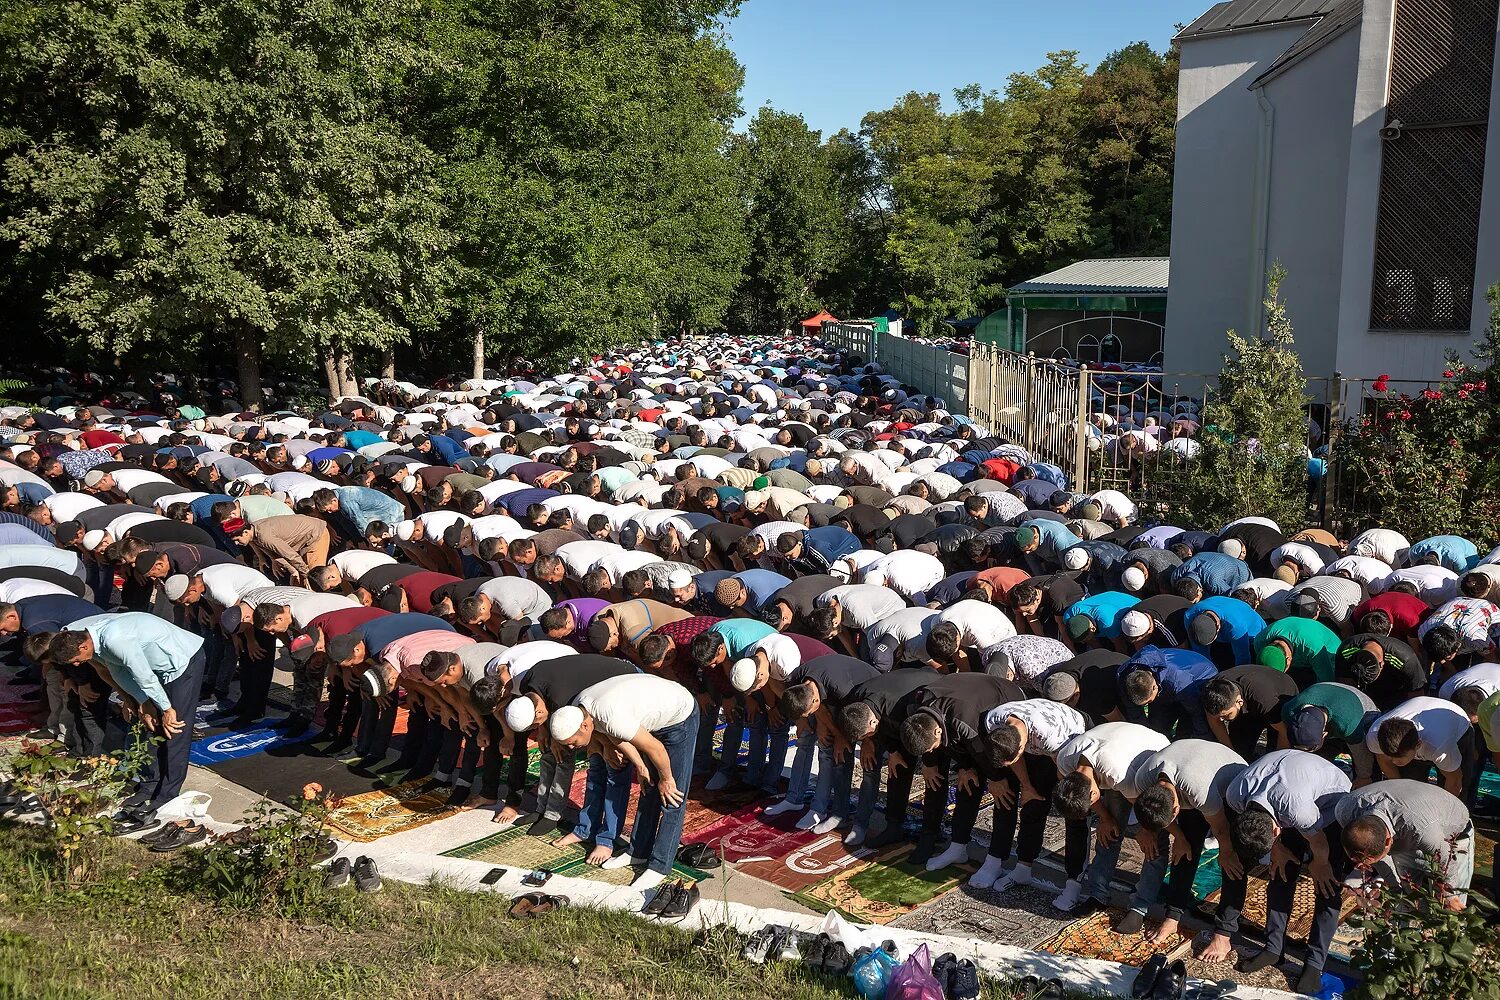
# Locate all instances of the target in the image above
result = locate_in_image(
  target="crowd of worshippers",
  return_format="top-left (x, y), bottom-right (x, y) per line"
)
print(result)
top-left (0, 337), bottom-right (1495, 992)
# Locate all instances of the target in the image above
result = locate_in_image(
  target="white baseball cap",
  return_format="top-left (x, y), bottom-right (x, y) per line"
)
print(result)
top-left (1120, 610), bottom-right (1151, 639)
top-left (163, 574), bottom-right (191, 601)
top-left (81, 529), bottom-right (107, 550)
top-left (1121, 566), bottom-right (1147, 592)
top-left (730, 657), bottom-right (759, 692)
top-left (549, 705), bottom-right (585, 741)
top-left (504, 696), bottom-right (537, 733)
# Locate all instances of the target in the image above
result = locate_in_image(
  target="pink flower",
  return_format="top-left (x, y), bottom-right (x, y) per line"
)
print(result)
top-left (1459, 390), bottom-right (1470, 399)
top-left (1400, 411), bottom-right (1412, 420)
top-left (1478, 381), bottom-right (1488, 392)
top-left (1463, 383), bottom-right (1475, 391)
top-left (1422, 389), bottom-right (1442, 400)
top-left (1444, 370), bottom-right (1455, 378)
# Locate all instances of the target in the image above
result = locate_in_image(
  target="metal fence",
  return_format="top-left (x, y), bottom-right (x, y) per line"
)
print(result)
top-left (822, 328), bottom-right (1413, 530)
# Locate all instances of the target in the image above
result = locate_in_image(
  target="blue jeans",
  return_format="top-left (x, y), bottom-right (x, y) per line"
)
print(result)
top-left (852, 752), bottom-right (884, 827)
top-left (629, 707), bottom-right (700, 875)
top-left (574, 753), bottom-right (633, 846)
top-left (1084, 789), bottom-right (1168, 911)
top-left (782, 729), bottom-right (817, 804)
top-left (745, 715), bottom-right (792, 792)
top-left (809, 743), bottom-right (854, 819)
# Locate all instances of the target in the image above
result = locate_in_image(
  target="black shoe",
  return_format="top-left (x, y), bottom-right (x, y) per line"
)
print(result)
top-left (1073, 896), bottom-right (1109, 918)
top-left (951, 959), bottom-right (981, 1000)
top-left (1150, 959), bottom-right (1186, 1000)
top-left (350, 754), bottom-right (383, 773)
top-left (527, 817), bottom-right (561, 838)
top-left (109, 810), bottom-right (159, 836)
top-left (1236, 949), bottom-right (1281, 975)
top-left (660, 881), bottom-right (699, 919)
top-left (149, 823), bottom-right (208, 853)
top-left (227, 713), bottom-right (261, 731)
top-left (803, 932), bottom-right (829, 969)
top-left (821, 939), bottom-right (851, 974)
top-left (324, 857), bottom-right (351, 888)
top-left (1131, 953), bottom-right (1168, 998)
top-left (865, 825), bottom-right (907, 848)
top-left (324, 736), bottom-right (354, 756)
top-left (1294, 964), bottom-right (1324, 996)
top-left (931, 952), bottom-right (958, 996)
top-left (908, 839), bottom-right (936, 867)
top-left (1114, 910), bottom-right (1147, 935)
top-left (282, 716), bottom-right (311, 738)
top-left (1038, 979), bottom-right (1066, 1000)
top-left (446, 785), bottom-right (472, 808)
top-left (352, 856), bottom-right (382, 892)
top-left (642, 880), bottom-right (678, 916)
top-left (304, 836), bottom-right (337, 864)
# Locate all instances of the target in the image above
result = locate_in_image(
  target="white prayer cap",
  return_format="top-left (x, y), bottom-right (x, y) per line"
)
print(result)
top-left (730, 658), bottom-right (758, 692)
top-left (549, 705), bottom-right (585, 741)
top-left (504, 696), bottom-right (537, 733)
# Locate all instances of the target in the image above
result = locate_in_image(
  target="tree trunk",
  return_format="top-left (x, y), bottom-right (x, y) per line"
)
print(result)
top-left (236, 326), bottom-right (264, 411)
top-left (472, 327), bottom-right (485, 381)
top-left (321, 346), bottom-right (341, 402)
top-left (382, 345), bottom-right (396, 380)
top-left (337, 348), bottom-right (358, 399)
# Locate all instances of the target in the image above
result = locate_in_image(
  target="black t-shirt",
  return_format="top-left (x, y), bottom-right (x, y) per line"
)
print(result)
top-left (799, 654), bottom-right (881, 706)
top-left (75, 504), bottom-right (153, 531)
top-left (695, 521), bottom-right (749, 557)
top-left (887, 513), bottom-right (938, 549)
top-left (1218, 522), bottom-right (1285, 570)
top-left (1133, 594), bottom-right (1191, 646)
top-left (126, 520), bottom-right (216, 548)
top-left (127, 482), bottom-right (186, 508)
top-left (800, 502), bottom-right (841, 528)
top-left (1050, 649), bottom-right (1128, 724)
top-left (1217, 664), bottom-right (1298, 727)
top-left (1335, 634), bottom-right (1426, 710)
top-left (0, 565), bottom-right (85, 595)
top-left (155, 542), bottom-right (236, 575)
top-left (908, 673), bottom-right (1025, 766)
top-left (834, 504), bottom-right (889, 543)
top-left (928, 571), bottom-right (978, 608)
top-left (357, 563), bottom-right (424, 592)
top-left (520, 654), bottom-right (637, 709)
top-left (1028, 572), bottom-right (1085, 616)
top-left (858, 668), bottom-right (941, 748)
top-left (431, 577), bottom-right (489, 607)
top-left (772, 575), bottom-right (843, 619)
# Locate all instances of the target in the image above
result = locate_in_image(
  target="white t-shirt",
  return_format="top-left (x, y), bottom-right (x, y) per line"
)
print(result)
top-left (491, 640), bottom-right (575, 679)
top-left (1438, 661), bottom-right (1500, 701)
top-left (555, 540), bottom-right (622, 579)
top-left (936, 600), bottom-right (1018, 656)
top-left (861, 550), bottom-right (945, 599)
top-left (43, 492), bottom-right (104, 522)
top-left (201, 563), bottom-right (275, 607)
top-left (331, 549), bottom-right (396, 581)
top-left (1366, 697), bottom-right (1473, 773)
top-left (241, 586), bottom-right (356, 627)
top-left (865, 606), bottom-right (939, 672)
top-left (578, 673), bottom-right (695, 739)
top-left (1056, 722), bottom-right (1170, 799)
top-left (466, 513), bottom-right (532, 544)
top-left (752, 634), bottom-right (804, 681)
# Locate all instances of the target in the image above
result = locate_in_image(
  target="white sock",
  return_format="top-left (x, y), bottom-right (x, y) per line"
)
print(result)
top-left (996, 861), bottom-right (1033, 891)
top-left (763, 798), bottom-right (803, 817)
top-left (924, 841), bottom-right (969, 872)
top-left (705, 772), bottom-right (730, 791)
top-left (1053, 879), bottom-right (1084, 912)
top-left (811, 814), bottom-right (841, 835)
top-left (843, 824), bottom-right (868, 847)
top-left (632, 869), bottom-right (665, 891)
top-left (795, 810), bottom-right (825, 830)
top-left (601, 851), bottom-right (639, 870)
top-left (969, 855), bottom-right (1006, 889)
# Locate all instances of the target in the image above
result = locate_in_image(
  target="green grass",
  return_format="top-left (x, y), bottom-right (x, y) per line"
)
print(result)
top-left (0, 826), bottom-right (878, 1000)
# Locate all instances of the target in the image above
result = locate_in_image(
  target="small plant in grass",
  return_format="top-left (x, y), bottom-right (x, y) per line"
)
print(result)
top-left (2, 728), bottom-right (154, 883)
top-left (171, 781), bottom-right (349, 919)
top-left (1347, 855), bottom-right (1500, 998)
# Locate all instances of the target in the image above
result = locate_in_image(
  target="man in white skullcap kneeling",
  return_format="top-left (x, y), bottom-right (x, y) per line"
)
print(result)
top-left (550, 673), bottom-right (699, 890)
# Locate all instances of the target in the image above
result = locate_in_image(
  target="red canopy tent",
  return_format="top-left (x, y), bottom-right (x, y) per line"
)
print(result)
top-left (799, 310), bottom-right (838, 329)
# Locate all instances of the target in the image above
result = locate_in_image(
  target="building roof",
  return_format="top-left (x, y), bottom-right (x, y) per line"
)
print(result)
top-left (1177, 0), bottom-right (1340, 39)
top-left (1249, 0), bottom-right (1363, 88)
top-left (1008, 258), bottom-right (1170, 296)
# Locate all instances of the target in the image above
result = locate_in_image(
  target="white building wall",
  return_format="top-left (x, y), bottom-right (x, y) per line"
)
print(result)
top-left (1165, 24), bottom-right (1318, 377)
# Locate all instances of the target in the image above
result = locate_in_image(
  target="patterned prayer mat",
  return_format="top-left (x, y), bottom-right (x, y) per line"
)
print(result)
top-left (440, 825), bottom-right (710, 884)
top-left (891, 884), bottom-right (1077, 951)
top-left (681, 801), bottom-right (858, 892)
top-left (1039, 906), bottom-right (1190, 965)
top-left (792, 844), bottom-right (975, 924)
top-left (322, 778), bottom-right (467, 842)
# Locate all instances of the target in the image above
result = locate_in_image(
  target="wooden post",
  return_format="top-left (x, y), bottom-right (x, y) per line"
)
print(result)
top-left (1073, 365), bottom-right (1091, 489)
top-left (1324, 371), bottom-right (1344, 532)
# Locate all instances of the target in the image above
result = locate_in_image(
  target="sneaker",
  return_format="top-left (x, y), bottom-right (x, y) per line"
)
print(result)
top-left (324, 857), bottom-right (352, 889)
top-left (642, 880), bottom-right (679, 916)
top-left (931, 952), bottom-right (958, 996)
top-left (951, 958), bottom-right (981, 1000)
top-left (821, 940), bottom-right (851, 975)
top-left (303, 836), bottom-right (338, 864)
top-left (740, 924), bottom-right (783, 964)
top-left (803, 932), bottom-right (829, 970)
top-left (352, 856), bottom-right (382, 893)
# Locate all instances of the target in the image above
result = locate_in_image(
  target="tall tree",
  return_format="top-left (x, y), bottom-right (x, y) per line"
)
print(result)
top-left (726, 107), bottom-right (841, 335)
top-left (0, 0), bottom-right (455, 404)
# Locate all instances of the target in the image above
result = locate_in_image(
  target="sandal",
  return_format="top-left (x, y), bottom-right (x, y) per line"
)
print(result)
top-left (528, 893), bottom-right (569, 916)
top-left (507, 892), bottom-right (548, 919)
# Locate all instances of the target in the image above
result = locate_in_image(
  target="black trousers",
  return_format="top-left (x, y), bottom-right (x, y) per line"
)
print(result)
top-left (322, 675), bottom-right (363, 739)
top-left (1264, 825), bottom-right (1349, 970)
top-left (1162, 808), bottom-right (1242, 934)
top-left (978, 754), bottom-right (1087, 877)
top-left (482, 724), bottom-right (531, 805)
top-left (356, 690), bottom-right (399, 759)
top-left (920, 755), bottom-right (981, 847)
top-left (236, 628), bottom-right (277, 719)
top-left (128, 649), bottom-right (206, 811)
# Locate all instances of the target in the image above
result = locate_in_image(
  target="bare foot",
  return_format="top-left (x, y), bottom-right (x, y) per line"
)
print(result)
top-left (552, 831), bottom-right (584, 849)
top-left (493, 806), bottom-right (520, 825)
top-left (1144, 917), bottom-right (1180, 946)
top-left (469, 795), bottom-right (497, 809)
top-left (1197, 933), bottom-right (1233, 963)
top-left (586, 843), bottom-right (614, 865)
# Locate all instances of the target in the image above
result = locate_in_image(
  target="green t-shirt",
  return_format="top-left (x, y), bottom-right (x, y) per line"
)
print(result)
top-left (1283, 682), bottom-right (1378, 741)
top-left (1478, 690), bottom-right (1500, 752)
top-left (1255, 616), bottom-right (1341, 682)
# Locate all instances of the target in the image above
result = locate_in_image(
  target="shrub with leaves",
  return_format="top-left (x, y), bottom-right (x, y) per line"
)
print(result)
top-left (1348, 855), bottom-right (1500, 999)
top-left (2, 730), bottom-right (155, 882)
top-left (1333, 285), bottom-right (1500, 547)
top-left (1179, 264), bottom-right (1312, 531)
top-left (170, 781), bottom-right (347, 919)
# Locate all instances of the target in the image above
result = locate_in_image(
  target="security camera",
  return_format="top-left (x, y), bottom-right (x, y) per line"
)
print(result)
top-left (1380, 119), bottom-right (1404, 140)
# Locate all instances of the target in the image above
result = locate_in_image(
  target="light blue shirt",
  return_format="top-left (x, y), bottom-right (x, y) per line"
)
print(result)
top-left (0, 545), bottom-right (81, 576)
top-left (73, 612), bottom-right (204, 710)
top-left (336, 486), bottom-right (404, 533)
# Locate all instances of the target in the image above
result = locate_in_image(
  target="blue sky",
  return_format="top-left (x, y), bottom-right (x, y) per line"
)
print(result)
top-left (724, 0), bottom-right (1211, 138)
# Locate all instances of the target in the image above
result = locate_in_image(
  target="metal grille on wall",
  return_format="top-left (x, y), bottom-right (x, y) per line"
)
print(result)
top-left (1370, 0), bottom-right (1498, 331)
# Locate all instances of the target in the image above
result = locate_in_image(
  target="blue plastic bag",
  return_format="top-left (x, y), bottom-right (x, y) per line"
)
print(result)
top-left (851, 946), bottom-right (899, 1000)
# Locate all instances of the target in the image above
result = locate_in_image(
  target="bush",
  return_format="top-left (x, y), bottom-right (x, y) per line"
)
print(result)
top-left (1178, 265), bottom-right (1312, 531)
top-left (1348, 856), bottom-right (1500, 999)
top-left (1333, 285), bottom-right (1500, 548)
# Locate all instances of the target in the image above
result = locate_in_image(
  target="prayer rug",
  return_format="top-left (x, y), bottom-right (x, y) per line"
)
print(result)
top-left (206, 745), bottom-right (377, 801)
top-left (188, 722), bottom-right (315, 765)
top-left (322, 778), bottom-right (466, 842)
top-left (681, 800), bottom-right (864, 893)
top-left (792, 844), bottom-right (974, 924)
top-left (1039, 906), bottom-right (1189, 965)
top-left (441, 826), bottom-right (710, 884)
top-left (891, 885), bottom-right (1076, 951)
top-left (1194, 870), bottom-right (1357, 941)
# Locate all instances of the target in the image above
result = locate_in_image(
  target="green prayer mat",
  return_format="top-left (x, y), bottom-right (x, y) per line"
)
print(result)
top-left (442, 826), bottom-right (711, 884)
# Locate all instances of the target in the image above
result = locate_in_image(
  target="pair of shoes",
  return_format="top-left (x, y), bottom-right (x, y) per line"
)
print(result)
top-left (508, 891), bottom-right (569, 917)
top-left (740, 923), bottom-right (786, 964)
top-left (642, 880), bottom-right (700, 919)
top-left (300, 836), bottom-right (337, 864)
top-left (109, 808), bottom-right (159, 836)
top-left (352, 855), bottom-right (381, 892)
top-left (1134, 956), bottom-right (1187, 1000)
top-left (324, 857), bottom-right (352, 888)
top-left (149, 822), bottom-right (208, 853)
top-left (931, 953), bottom-right (980, 1000)
top-left (775, 928), bottom-right (811, 962)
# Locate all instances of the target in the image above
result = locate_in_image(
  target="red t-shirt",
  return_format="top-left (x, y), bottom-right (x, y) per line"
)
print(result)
top-left (395, 571), bottom-right (463, 613)
top-left (308, 606), bottom-right (390, 637)
top-left (1350, 591), bottom-right (1428, 639)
